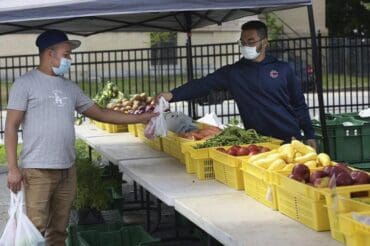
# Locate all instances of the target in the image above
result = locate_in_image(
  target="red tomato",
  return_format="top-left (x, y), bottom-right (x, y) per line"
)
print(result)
top-left (227, 148), bottom-right (238, 156)
top-left (216, 147), bottom-right (226, 153)
top-left (236, 147), bottom-right (250, 156)
top-left (259, 147), bottom-right (270, 153)
top-left (247, 144), bottom-right (259, 153)
top-left (248, 150), bottom-right (260, 156)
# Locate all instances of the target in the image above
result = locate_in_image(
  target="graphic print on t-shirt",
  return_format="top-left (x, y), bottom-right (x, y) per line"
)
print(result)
top-left (48, 90), bottom-right (68, 107)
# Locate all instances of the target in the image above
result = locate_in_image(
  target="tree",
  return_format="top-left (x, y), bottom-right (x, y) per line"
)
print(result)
top-left (265, 13), bottom-right (283, 40)
top-left (326, 0), bottom-right (370, 36)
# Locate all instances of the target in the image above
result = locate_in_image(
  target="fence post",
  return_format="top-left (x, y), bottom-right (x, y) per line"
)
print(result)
top-left (307, 5), bottom-right (329, 153)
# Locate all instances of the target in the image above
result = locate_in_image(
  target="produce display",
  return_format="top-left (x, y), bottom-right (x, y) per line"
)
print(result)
top-left (93, 82), bottom-right (124, 107)
top-left (247, 140), bottom-right (331, 171)
top-left (297, 163), bottom-right (370, 188)
top-left (216, 145), bottom-right (271, 156)
top-left (177, 126), bottom-right (222, 140)
top-left (107, 93), bottom-right (155, 114)
top-left (194, 126), bottom-right (271, 149)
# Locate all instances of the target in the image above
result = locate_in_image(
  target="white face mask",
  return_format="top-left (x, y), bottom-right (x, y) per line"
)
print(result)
top-left (52, 57), bottom-right (72, 75)
top-left (241, 45), bottom-right (260, 60)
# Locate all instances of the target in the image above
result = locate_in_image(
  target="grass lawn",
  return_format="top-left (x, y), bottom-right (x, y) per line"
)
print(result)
top-left (1, 73), bottom-right (368, 106)
top-left (0, 139), bottom-right (100, 166)
top-left (0, 144), bottom-right (21, 166)
top-left (322, 73), bottom-right (370, 90)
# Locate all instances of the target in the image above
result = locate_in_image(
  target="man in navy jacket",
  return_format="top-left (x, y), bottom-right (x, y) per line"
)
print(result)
top-left (158, 21), bottom-right (316, 148)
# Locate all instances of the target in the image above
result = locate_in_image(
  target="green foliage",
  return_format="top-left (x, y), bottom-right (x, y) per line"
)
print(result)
top-left (326, 0), bottom-right (370, 35)
top-left (93, 81), bottom-right (124, 108)
top-left (0, 144), bottom-right (22, 166)
top-left (74, 139), bottom-right (119, 210)
top-left (265, 13), bottom-right (283, 41)
top-left (150, 32), bottom-right (177, 47)
top-left (195, 127), bottom-right (271, 149)
top-left (73, 158), bottom-right (116, 210)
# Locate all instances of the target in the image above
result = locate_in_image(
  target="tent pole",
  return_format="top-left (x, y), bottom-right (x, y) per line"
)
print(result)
top-left (185, 12), bottom-right (196, 119)
top-left (307, 5), bottom-right (329, 153)
top-left (185, 32), bottom-right (195, 118)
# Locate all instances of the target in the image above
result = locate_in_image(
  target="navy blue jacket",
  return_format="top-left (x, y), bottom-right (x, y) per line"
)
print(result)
top-left (170, 55), bottom-right (315, 142)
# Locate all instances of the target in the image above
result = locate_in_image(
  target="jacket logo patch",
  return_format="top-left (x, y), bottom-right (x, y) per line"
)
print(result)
top-left (270, 70), bottom-right (279, 79)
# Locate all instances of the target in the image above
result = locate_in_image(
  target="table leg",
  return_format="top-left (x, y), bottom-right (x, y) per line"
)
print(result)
top-left (140, 186), bottom-right (144, 209)
top-left (145, 190), bottom-right (151, 231)
top-left (151, 199), bottom-right (162, 233)
top-left (133, 181), bottom-right (138, 201)
top-left (207, 234), bottom-right (221, 246)
top-left (88, 146), bottom-right (92, 161)
top-left (174, 211), bottom-right (180, 238)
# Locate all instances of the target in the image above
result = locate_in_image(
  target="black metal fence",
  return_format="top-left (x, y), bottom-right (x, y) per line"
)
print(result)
top-left (0, 34), bottom-right (369, 137)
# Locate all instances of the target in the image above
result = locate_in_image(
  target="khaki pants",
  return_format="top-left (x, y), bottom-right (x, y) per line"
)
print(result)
top-left (22, 165), bottom-right (77, 246)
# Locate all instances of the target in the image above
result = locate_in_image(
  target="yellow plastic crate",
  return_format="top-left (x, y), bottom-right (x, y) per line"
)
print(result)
top-left (274, 170), bottom-right (370, 232)
top-left (104, 123), bottom-right (128, 133)
top-left (274, 171), bottom-right (330, 231)
top-left (128, 124), bottom-right (137, 137)
top-left (210, 143), bottom-right (280, 190)
top-left (323, 187), bottom-right (370, 242)
top-left (181, 142), bottom-right (215, 179)
top-left (92, 120), bottom-right (106, 130)
top-left (339, 211), bottom-right (370, 246)
top-left (240, 160), bottom-right (288, 210)
top-left (171, 135), bottom-right (197, 164)
top-left (187, 144), bottom-right (213, 179)
top-left (162, 136), bottom-right (174, 155)
top-left (91, 120), bottom-right (128, 133)
top-left (168, 123), bottom-right (216, 164)
top-left (182, 138), bottom-right (282, 180)
top-left (136, 123), bottom-right (163, 151)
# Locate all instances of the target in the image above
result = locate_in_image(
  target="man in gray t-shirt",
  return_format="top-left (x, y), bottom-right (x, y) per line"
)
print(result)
top-left (5, 30), bottom-right (157, 245)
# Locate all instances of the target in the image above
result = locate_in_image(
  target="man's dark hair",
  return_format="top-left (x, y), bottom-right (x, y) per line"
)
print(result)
top-left (241, 21), bottom-right (268, 39)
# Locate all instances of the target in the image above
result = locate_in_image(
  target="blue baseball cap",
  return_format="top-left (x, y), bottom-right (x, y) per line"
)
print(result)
top-left (36, 29), bottom-right (81, 52)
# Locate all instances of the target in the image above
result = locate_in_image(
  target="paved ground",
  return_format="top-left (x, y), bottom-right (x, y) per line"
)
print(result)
top-left (0, 167), bottom-right (9, 234)
top-left (0, 167), bottom-right (210, 245)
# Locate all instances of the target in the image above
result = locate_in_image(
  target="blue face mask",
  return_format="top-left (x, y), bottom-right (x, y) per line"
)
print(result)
top-left (52, 57), bottom-right (72, 75)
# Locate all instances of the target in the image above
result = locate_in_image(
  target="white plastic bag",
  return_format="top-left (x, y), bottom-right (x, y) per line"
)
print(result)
top-left (0, 192), bottom-right (17, 246)
top-left (0, 187), bottom-right (45, 246)
top-left (144, 97), bottom-right (169, 139)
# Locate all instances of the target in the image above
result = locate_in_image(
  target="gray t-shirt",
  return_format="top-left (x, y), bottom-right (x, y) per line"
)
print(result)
top-left (7, 69), bottom-right (94, 169)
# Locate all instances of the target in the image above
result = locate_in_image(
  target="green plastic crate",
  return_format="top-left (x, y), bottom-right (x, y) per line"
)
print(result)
top-left (67, 223), bottom-right (159, 246)
top-left (314, 116), bottom-right (370, 163)
top-left (67, 222), bottom-right (125, 246)
top-left (348, 162), bottom-right (370, 172)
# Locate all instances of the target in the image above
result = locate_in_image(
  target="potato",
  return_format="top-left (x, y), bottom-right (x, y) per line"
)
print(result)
top-left (124, 105), bottom-right (132, 110)
top-left (133, 94), bottom-right (141, 101)
top-left (106, 103), bottom-right (115, 109)
top-left (132, 105), bottom-right (139, 110)
top-left (122, 101), bottom-right (131, 107)
top-left (133, 100), bottom-right (141, 106)
top-left (146, 96), bottom-right (153, 104)
top-left (113, 106), bottom-right (120, 111)
top-left (140, 93), bottom-right (147, 101)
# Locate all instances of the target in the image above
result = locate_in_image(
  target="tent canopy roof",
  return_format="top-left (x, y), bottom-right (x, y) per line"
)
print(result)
top-left (0, 0), bottom-right (312, 36)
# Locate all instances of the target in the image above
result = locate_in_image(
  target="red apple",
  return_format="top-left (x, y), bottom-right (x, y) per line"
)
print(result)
top-left (351, 171), bottom-right (370, 185)
top-left (292, 164), bottom-right (310, 183)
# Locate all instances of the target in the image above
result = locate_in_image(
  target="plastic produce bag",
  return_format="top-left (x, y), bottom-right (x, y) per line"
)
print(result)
top-left (0, 187), bottom-right (45, 246)
top-left (164, 111), bottom-right (197, 134)
top-left (0, 192), bottom-right (17, 246)
top-left (144, 97), bottom-right (169, 139)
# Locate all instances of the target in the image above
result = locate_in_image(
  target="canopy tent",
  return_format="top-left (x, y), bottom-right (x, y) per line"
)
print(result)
top-left (0, 0), bottom-right (329, 151)
top-left (0, 0), bottom-right (312, 35)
